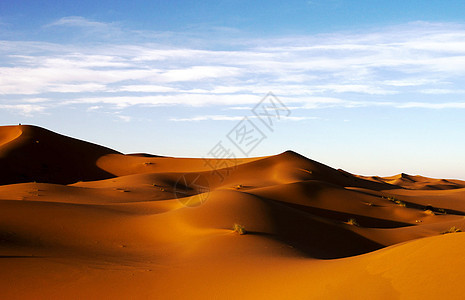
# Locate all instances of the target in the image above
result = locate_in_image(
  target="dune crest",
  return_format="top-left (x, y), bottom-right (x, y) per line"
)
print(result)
top-left (0, 125), bottom-right (119, 185)
top-left (0, 125), bottom-right (464, 299)
top-left (360, 172), bottom-right (465, 190)
top-left (0, 125), bottom-right (23, 148)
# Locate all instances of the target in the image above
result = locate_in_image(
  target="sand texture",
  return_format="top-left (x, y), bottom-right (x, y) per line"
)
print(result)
top-left (1, 125), bottom-right (465, 299)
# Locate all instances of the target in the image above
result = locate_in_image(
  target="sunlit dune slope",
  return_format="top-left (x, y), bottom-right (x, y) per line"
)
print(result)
top-left (359, 172), bottom-right (465, 190)
top-left (1, 124), bottom-right (465, 299)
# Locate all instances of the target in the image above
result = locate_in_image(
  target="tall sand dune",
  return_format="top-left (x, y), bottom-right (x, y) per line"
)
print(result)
top-left (0, 125), bottom-right (119, 185)
top-left (1, 124), bottom-right (465, 299)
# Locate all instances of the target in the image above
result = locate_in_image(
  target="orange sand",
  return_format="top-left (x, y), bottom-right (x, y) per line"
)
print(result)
top-left (1, 125), bottom-right (465, 299)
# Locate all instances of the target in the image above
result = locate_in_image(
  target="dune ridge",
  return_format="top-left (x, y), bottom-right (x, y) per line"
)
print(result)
top-left (1, 124), bottom-right (465, 299)
top-left (0, 125), bottom-right (119, 185)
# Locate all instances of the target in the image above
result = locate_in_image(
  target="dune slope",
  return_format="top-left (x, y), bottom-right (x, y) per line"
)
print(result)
top-left (1, 124), bottom-right (464, 299)
top-left (0, 125), bottom-right (119, 185)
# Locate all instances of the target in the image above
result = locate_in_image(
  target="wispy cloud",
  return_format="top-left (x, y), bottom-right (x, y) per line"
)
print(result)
top-left (169, 115), bottom-right (317, 122)
top-left (420, 88), bottom-right (465, 94)
top-left (66, 94), bottom-right (263, 107)
top-left (395, 101), bottom-right (465, 109)
top-left (0, 104), bottom-right (45, 116)
top-left (3, 18), bottom-right (465, 117)
top-left (117, 115), bottom-right (132, 122)
top-left (170, 115), bottom-right (245, 122)
top-left (46, 16), bottom-right (112, 29)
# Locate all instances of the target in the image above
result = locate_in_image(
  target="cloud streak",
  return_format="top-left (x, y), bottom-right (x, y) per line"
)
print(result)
top-left (169, 115), bottom-right (316, 122)
top-left (46, 16), bottom-right (112, 29)
top-left (2, 18), bottom-right (465, 117)
top-left (0, 104), bottom-right (45, 116)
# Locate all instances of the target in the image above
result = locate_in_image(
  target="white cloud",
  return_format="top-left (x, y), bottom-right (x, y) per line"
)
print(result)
top-left (47, 16), bottom-right (109, 28)
top-left (298, 97), bottom-right (348, 108)
top-left (47, 83), bottom-right (107, 93)
top-left (226, 106), bottom-right (254, 110)
top-left (170, 115), bottom-right (245, 122)
top-left (383, 78), bottom-right (438, 87)
top-left (286, 98), bottom-right (465, 110)
top-left (3, 20), bottom-right (465, 114)
top-left (22, 98), bottom-right (50, 103)
top-left (312, 84), bottom-right (396, 95)
top-left (67, 94), bottom-right (264, 107)
top-left (160, 66), bottom-right (241, 82)
top-left (117, 85), bottom-right (176, 93)
top-left (420, 89), bottom-right (455, 94)
top-left (169, 115), bottom-right (317, 122)
top-left (0, 104), bottom-right (45, 116)
top-left (87, 105), bottom-right (102, 111)
top-left (395, 102), bottom-right (465, 109)
top-left (117, 115), bottom-right (132, 122)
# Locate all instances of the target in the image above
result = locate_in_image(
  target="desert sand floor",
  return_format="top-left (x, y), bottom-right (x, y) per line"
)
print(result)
top-left (1, 125), bottom-right (465, 299)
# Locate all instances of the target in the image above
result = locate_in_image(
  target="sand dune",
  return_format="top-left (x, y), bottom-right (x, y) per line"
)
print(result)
top-left (1, 124), bottom-right (465, 299)
top-left (0, 125), bottom-right (118, 185)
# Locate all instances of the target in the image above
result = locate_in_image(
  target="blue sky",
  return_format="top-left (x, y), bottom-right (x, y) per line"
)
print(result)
top-left (1, 0), bottom-right (465, 179)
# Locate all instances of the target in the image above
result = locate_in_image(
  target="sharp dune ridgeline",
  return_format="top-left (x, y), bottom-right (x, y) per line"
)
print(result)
top-left (1, 124), bottom-right (465, 299)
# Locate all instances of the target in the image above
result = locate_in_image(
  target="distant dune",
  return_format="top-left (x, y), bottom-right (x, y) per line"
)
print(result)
top-left (1, 125), bottom-right (465, 299)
